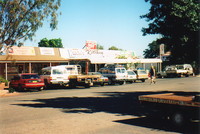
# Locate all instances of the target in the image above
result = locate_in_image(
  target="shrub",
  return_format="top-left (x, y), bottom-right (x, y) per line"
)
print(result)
top-left (0, 76), bottom-right (8, 86)
top-left (8, 88), bottom-right (15, 93)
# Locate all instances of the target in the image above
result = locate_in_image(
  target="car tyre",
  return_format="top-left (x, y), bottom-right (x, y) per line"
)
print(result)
top-left (100, 82), bottom-right (105, 86)
top-left (38, 87), bottom-right (44, 91)
top-left (84, 83), bottom-right (90, 88)
top-left (171, 112), bottom-right (186, 127)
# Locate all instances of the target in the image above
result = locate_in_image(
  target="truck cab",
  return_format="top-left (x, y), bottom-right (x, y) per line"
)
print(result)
top-left (99, 65), bottom-right (127, 85)
top-left (40, 65), bottom-right (79, 88)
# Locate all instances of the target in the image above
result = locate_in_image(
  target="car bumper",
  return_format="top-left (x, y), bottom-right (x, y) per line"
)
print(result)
top-left (23, 83), bottom-right (45, 88)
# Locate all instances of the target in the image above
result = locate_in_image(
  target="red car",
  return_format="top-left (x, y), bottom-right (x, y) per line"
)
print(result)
top-left (10, 73), bottom-right (45, 91)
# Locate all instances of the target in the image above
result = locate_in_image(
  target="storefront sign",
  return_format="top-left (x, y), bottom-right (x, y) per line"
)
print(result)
top-left (8, 46), bottom-right (35, 55)
top-left (68, 49), bottom-right (88, 58)
top-left (85, 40), bottom-right (97, 49)
top-left (4, 67), bottom-right (18, 74)
top-left (59, 48), bottom-right (134, 60)
top-left (40, 47), bottom-right (55, 55)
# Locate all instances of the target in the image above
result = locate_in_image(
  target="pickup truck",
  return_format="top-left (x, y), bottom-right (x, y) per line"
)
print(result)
top-left (40, 65), bottom-right (100, 88)
top-left (138, 93), bottom-right (200, 126)
top-left (68, 73), bottom-right (101, 88)
top-left (165, 64), bottom-right (193, 77)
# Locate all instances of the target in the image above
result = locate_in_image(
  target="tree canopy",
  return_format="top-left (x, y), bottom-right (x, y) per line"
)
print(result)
top-left (141, 0), bottom-right (200, 65)
top-left (38, 38), bottom-right (63, 48)
top-left (108, 46), bottom-right (123, 50)
top-left (97, 44), bottom-right (104, 50)
top-left (0, 0), bottom-right (61, 52)
top-left (143, 40), bottom-right (159, 58)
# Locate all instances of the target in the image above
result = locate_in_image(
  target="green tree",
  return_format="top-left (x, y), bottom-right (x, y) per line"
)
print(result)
top-left (143, 38), bottom-right (171, 58)
top-left (38, 38), bottom-right (49, 47)
top-left (141, 0), bottom-right (200, 65)
top-left (143, 40), bottom-right (159, 58)
top-left (97, 44), bottom-right (104, 50)
top-left (0, 0), bottom-right (61, 52)
top-left (38, 38), bottom-right (63, 48)
top-left (108, 46), bottom-right (122, 50)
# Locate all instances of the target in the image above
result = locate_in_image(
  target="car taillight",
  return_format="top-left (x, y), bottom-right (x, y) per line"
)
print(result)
top-left (50, 77), bottom-right (52, 81)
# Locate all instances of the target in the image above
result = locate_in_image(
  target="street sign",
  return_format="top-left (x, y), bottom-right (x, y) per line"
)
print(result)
top-left (160, 44), bottom-right (165, 55)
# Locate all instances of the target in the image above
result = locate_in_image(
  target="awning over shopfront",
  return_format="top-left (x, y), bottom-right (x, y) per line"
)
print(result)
top-left (89, 58), bottom-right (162, 64)
top-left (0, 46), bottom-right (162, 64)
top-left (0, 47), bottom-right (68, 63)
top-left (0, 55), bottom-right (68, 63)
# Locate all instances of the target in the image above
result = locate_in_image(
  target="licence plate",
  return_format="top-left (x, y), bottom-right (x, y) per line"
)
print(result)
top-left (32, 81), bottom-right (37, 83)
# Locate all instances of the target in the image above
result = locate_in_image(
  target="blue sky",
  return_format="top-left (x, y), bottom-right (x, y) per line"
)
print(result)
top-left (25, 0), bottom-right (159, 57)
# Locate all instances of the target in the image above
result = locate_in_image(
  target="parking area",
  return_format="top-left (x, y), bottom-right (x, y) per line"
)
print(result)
top-left (0, 77), bottom-right (199, 134)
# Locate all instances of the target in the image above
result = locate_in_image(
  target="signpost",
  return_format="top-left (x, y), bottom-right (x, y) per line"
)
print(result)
top-left (159, 44), bottom-right (165, 72)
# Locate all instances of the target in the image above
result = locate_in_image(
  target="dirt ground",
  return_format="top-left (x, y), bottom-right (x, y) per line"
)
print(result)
top-left (0, 90), bottom-right (20, 97)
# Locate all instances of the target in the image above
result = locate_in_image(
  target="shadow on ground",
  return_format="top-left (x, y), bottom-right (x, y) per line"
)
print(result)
top-left (13, 91), bottom-right (200, 134)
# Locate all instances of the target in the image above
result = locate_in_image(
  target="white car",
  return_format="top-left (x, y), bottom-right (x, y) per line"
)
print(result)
top-left (126, 70), bottom-right (137, 83)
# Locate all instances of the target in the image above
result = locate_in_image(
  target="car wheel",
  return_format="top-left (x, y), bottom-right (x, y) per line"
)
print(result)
top-left (84, 83), bottom-right (90, 88)
top-left (108, 79), bottom-right (115, 85)
top-left (119, 81), bottom-right (125, 85)
top-left (171, 112), bottom-right (185, 127)
top-left (100, 82), bottom-right (105, 86)
top-left (38, 87), bottom-right (44, 91)
top-left (18, 84), bottom-right (23, 91)
top-left (69, 82), bottom-right (76, 89)
top-left (141, 79), bottom-right (145, 82)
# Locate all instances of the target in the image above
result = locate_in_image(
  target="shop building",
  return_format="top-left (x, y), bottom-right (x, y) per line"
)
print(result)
top-left (0, 46), bottom-right (162, 80)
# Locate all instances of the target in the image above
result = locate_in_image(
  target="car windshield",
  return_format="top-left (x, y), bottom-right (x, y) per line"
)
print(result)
top-left (121, 69), bottom-right (126, 73)
top-left (65, 67), bottom-right (76, 74)
top-left (138, 70), bottom-right (147, 74)
top-left (176, 65), bottom-right (184, 69)
top-left (116, 68), bottom-right (126, 73)
top-left (22, 75), bottom-right (40, 79)
top-left (128, 71), bottom-right (135, 75)
top-left (53, 69), bottom-right (63, 74)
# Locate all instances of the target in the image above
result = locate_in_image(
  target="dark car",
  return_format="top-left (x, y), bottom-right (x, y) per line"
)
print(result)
top-left (88, 72), bottom-right (109, 86)
top-left (10, 73), bottom-right (45, 91)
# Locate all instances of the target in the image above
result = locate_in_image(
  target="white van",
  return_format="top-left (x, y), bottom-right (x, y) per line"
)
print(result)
top-left (40, 65), bottom-right (80, 87)
top-left (99, 65), bottom-right (127, 85)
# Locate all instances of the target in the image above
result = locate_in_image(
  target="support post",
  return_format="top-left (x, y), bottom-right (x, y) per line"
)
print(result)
top-left (29, 63), bottom-right (32, 73)
top-left (5, 63), bottom-right (7, 80)
top-left (85, 61), bottom-right (89, 74)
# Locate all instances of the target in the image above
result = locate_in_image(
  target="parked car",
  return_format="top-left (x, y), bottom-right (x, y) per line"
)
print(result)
top-left (133, 70), bottom-right (148, 82)
top-left (88, 72), bottom-right (109, 86)
top-left (40, 65), bottom-right (74, 88)
top-left (165, 64), bottom-right (193, 77)
top-left (126, 70), bottom-right (137, 83)
top-left (157, 71), bottom-right (167, 78)
top-left (10, 73), bottom-right (45, 91)
top-left (99, 64), bottom-right (127, 85)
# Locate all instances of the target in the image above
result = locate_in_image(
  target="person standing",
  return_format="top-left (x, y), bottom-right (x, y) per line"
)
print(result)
top-left (149, 66), bottom-right (156, 84)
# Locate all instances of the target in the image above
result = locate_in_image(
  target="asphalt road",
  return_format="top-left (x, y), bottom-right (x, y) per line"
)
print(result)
top-left (0, 77), bottom-right (200, 134)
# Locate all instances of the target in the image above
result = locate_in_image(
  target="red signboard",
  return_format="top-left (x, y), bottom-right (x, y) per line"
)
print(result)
top-left (85, 40), bottom-right (97, 49)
